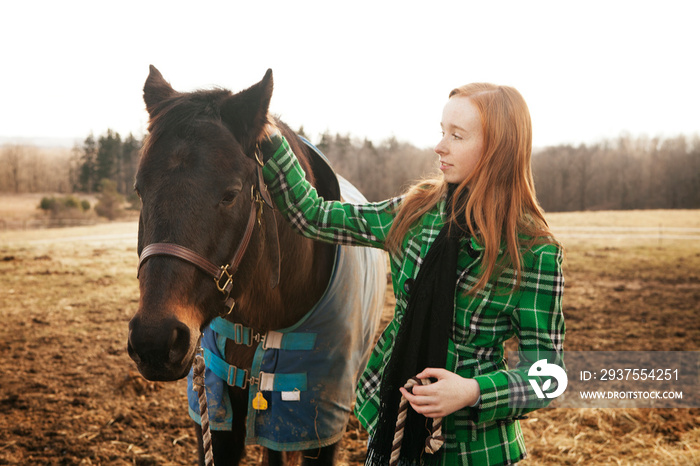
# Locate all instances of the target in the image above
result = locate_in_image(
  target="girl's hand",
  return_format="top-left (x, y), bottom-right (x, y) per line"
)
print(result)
top-left (258, 120), bottom-right (283, 163)
top-left (260, 120), bottom-right (281, 140)
top-left (399, 368), bottom-right (480, 418)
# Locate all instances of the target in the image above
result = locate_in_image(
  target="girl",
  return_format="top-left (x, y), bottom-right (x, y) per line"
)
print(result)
top-left (259, 83), bottom-right (565, 465)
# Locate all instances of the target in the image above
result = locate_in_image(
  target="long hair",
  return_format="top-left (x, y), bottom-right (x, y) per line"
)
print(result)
top-left (386, 83), bottom-right (558, 293)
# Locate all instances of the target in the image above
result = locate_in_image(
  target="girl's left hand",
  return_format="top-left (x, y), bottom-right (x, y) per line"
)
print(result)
top-left (399, 368), bottom-right (480, 418)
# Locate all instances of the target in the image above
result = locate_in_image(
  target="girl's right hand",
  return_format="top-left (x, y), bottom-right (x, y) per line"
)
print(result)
top-left (261, 120), bottom-right (281, 140)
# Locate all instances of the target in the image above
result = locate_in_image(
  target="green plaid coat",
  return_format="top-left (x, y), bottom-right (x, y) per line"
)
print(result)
top-left (262, 136), bottom-right (565, 465)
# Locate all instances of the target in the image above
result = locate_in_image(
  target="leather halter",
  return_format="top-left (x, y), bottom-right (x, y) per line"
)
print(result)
top-left (137, 153), bottom-right (281, 316)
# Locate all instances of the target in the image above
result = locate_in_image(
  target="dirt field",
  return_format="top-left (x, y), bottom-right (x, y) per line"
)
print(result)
top-left (1, 210), bottom-right (699, 465)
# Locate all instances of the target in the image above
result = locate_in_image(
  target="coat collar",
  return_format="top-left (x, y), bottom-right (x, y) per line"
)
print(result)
top-left (418, 197), bottom-right (486, 259)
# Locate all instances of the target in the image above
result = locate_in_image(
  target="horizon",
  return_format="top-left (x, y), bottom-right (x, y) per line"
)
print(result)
top-left (2, 128), bottom-right (698, 152)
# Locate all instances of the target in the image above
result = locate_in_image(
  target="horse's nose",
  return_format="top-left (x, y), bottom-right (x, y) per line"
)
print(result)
top-left (127, 315), bottom-right (194, 381)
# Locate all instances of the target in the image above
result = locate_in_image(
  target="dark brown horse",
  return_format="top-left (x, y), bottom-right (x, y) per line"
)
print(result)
top-left (128, 66), bottom-right (382, 465)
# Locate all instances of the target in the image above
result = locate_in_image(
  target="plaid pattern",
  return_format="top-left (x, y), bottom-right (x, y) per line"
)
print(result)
top-left (262, 136), bottom-right (565, 465)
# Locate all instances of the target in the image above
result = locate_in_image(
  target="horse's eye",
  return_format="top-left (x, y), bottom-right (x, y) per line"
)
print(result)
top-left (220, 189), bottom-right (240, 206)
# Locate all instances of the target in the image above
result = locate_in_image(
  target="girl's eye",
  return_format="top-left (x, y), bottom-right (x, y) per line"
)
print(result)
top-left (452, 133), bottom-right (463, 140)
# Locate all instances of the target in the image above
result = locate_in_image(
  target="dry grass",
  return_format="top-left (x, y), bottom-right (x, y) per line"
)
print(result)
top-left (548, 209), bottom-right (700, 229)
top-left (0, 193), bottom-right (97, 219)
top-left (0, 206), bottom-right (698, 465)
top-left (523, 409), bottom-right (699, 465)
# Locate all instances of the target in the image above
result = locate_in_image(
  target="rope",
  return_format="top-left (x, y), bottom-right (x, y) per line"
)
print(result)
top-left (193, 349), bottom-right (215, 466)
top-left (390, 377), bottom-right (445, 466)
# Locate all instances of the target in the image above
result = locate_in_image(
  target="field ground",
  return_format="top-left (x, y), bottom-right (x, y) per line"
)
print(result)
top-left (0, 209), bottom-right (698, 465)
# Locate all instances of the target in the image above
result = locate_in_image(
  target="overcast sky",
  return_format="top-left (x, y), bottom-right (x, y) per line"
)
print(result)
top-left (1, 0), bottom-right (698, 149)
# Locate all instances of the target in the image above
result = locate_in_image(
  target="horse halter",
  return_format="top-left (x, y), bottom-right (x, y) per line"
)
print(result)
top-left (137, 151), bottom-right (281, 316)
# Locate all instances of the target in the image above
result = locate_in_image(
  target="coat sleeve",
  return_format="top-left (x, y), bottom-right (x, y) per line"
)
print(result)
top-left (472, 243), bottom-right (566, 423)
top-left (261, 135), bottom-right (399, 249)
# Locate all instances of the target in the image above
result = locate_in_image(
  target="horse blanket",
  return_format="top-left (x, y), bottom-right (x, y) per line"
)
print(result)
top-left (187, 174), bottom-right (386, 451)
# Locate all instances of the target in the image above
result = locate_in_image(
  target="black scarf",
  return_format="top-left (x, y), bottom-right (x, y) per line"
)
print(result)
top-left (366, 185), bottom-right (466, 465)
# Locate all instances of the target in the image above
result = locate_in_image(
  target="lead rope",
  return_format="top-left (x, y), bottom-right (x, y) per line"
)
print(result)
top-left (390, 377), bottom-right (445, 466)
top-left (192, 348), bottom-right (215, 466)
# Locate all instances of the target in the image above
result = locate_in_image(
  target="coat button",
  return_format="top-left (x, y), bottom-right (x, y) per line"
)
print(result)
top-left (403, 278), bottom-right (414, 294)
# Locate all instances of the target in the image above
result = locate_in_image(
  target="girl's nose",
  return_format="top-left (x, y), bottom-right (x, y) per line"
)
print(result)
top-left (435, 138), bottom-right (447, 156)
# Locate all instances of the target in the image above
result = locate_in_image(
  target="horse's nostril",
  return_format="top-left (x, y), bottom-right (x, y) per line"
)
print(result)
top-left (168, 327), bottom-right (179, 348)
top-left (127, 332), bottom-right (142, 365)
top-left (128, 315), bottom-right (194, 379)
top-left (168, 322), bottom-right (191, 365)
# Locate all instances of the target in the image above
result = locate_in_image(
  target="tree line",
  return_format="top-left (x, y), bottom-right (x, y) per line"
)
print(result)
top-left (310, 129), bottom-right (436, 201)
top-left (74, 130), bottom-right (141, 197)
top-left (311, 131), bottom-right (700, 211)
top-left (1, 130), bottom-right (698, 212)
top-left (532, 134), bottom-right (700, 211)
top-left (0, 131), bottom-right (141, 199)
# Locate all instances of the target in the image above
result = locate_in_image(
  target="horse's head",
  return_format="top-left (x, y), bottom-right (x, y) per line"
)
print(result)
top-left (127, 66), bottom-right (277, 381)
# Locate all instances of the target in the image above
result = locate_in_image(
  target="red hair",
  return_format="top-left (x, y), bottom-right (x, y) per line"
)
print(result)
top-left (386, 83), bottom-right (558, 293)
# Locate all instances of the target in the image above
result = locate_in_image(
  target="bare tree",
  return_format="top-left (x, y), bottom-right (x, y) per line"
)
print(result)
top-left (1, 145), bottom-right (24, 193)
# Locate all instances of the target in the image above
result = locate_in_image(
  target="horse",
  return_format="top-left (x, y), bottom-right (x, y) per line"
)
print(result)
top-left (127, 66), bottom-right (385, 465)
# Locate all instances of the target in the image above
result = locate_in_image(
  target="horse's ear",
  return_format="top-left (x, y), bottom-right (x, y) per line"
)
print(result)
top-left (144, 65), bottom-right (177, 115)
top-left (220, 69), bottom-right (274, 153)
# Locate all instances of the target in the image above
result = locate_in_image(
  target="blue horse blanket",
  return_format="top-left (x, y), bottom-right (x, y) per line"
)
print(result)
top-left (187, 175), bottom-right (386, 451)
